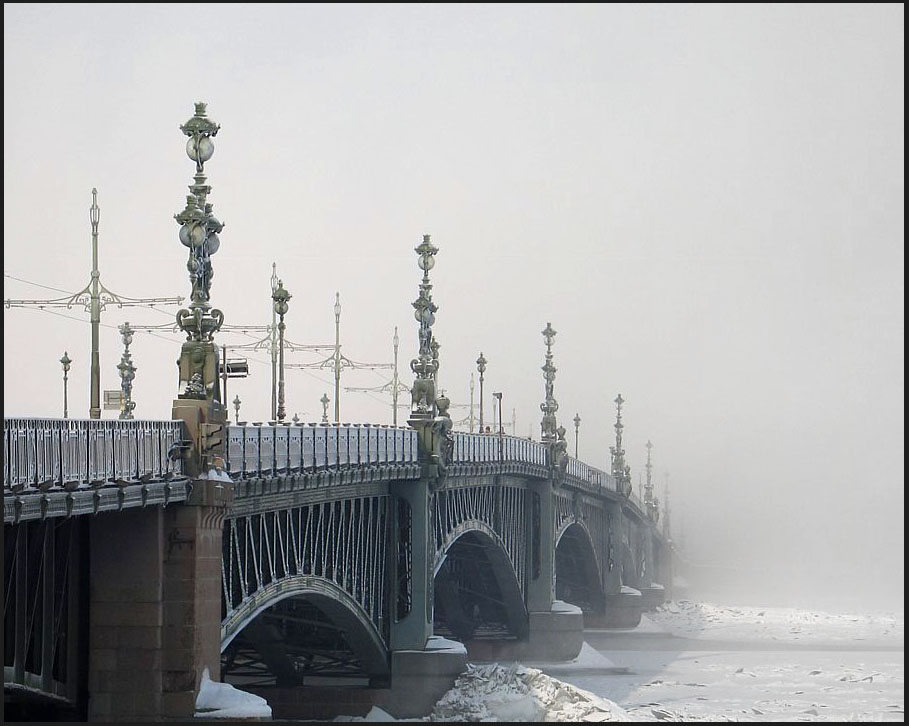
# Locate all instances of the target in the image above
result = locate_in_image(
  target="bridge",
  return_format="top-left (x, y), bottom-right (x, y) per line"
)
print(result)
top-left (3, 102), bottom-right (672, 722)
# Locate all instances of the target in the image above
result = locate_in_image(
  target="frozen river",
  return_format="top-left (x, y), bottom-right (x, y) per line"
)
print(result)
top-left (206, 600), bottom-right (904, 721)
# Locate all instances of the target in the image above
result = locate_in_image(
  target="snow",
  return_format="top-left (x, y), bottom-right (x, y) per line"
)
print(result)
top-left (195, 667), bottom-right (272, 719)
top-left (424, 635), bottom-right (468, 653)
top-left (197, 468), bottom-right (234, 483)
top-left (330, 600), bottom-right (903, 722)
top-left (427, 662), bottom-right (632, 722)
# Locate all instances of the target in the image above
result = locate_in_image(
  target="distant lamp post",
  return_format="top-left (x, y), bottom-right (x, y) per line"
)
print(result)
top-left (333, 294), bottom-right (341, 421)
top-left (117, 322), bottom-right (137, 419)
top-left (232, 394), bottom-right (241, 424)
top-left (476, 352), bottom-right (487, 432)
top-left (60, 351), bottom-right (72, 419)
top-left (493, 392), bottom-right (503, 434)
top-left (272, 279), bottom-right (291, 421)
top-left (573, 412), bottom-right (581, 457)
top-left (320, 393), bottom-right (330, 424)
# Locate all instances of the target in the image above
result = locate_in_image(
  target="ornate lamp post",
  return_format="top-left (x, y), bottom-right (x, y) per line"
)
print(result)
top-left (232, 394), bottom-right (241, 424)
top-left (540, 324), bottom-right (559, 443)
top-left (476, 352), bottom-right (487, 432)
top-left (540, 322), bottom-right (568, 474)
top-left (493, 392), bottom-right (503, 434)
top-left (272, 279), bottom-right (291, 421)
top-left (409, 235), bottom-right (440, 421)
top-left (573, 412), bottom-right (581, 457)
top-left (644, 440), bottom-right (654, 512)
top-left (60, 351), bottom-right (72, 419)
top-left (117, 321), bottom-right (137, 419)
top-left (173, 102), bottom-right (225, 402)
top-left (171, 101), bottom-right (229, 478)
top-left (320, 393), bottom-right (330, 424)
top-left (610, 394), bottom-right (631, 496)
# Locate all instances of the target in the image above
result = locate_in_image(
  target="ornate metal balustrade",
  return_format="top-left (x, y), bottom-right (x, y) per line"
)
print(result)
top-left (3, 418), bottom-right (188, 523)
top-left (225, 423), bottom-right (419, 479)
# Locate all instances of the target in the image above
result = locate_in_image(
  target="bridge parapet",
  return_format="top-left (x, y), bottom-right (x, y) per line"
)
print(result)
top-left (225, 423), bottom-right (419, 479)
top-left (3, 418), bottom-right (187, 522)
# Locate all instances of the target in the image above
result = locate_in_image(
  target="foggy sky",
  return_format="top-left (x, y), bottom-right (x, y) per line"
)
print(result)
top-left (3, 4), bottom-right (903, 611)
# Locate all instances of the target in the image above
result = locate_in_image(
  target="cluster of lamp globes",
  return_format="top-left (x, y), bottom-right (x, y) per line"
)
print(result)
top-left (177, 133), bottom-right (221, 256)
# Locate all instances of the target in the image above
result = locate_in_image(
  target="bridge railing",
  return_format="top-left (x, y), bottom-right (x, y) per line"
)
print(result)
top-left (452, 431), bottom-right (548, 466)
top-left (3, 418), bottom-right (185, 493)
top-left (451, 431), bottom-right (623, 496)
top-left (225, 422), bottom-right (419, 478)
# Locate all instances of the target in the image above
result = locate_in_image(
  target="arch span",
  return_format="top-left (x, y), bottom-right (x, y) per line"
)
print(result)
top-left (433, 523), bottom-right (527, 642)
top-left (221, 575), bottom-right (389, 682)
top-left (555, 521), bottom-right (605, 613)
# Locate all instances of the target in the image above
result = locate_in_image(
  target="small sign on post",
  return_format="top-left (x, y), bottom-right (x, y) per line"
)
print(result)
top-left (103, 390), bottom-right (123, 410)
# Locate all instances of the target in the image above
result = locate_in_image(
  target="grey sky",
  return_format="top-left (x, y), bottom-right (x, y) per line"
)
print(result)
top-left (3, 4), bottom-right (903, 610)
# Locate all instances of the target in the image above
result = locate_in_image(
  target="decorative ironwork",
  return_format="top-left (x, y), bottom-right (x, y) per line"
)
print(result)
top-left (4, 418), bottom-right (184, 500)
top-left (222, 495), bottom-right (390, 646)
top-left (431, 483), bottom-right (527, 597)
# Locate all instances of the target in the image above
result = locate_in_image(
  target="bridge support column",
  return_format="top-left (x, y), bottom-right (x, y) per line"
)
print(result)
top-left (386, 478), bottom-right (467, 718)
top-left (85, 479), bottom-right (232, 722)
top-left (159, 479), bottom-right (233, 719)
top-left (511, 479), bottom-right (583, 661)
top-left (585, 501), bottom-right (643, 629)
top-left (87, 508), bottom-right (166, 721)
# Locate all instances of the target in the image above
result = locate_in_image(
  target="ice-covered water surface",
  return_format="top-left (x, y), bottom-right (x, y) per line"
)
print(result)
top-left (331, 600), bottom-right (903, 722)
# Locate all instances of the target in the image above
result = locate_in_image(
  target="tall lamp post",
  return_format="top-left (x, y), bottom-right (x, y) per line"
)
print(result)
top-left (272, 279), bottom-right (291, 421)
top-left (468, 372), bottom-right (475, 433)
top-left (287, 293), bottom-right (392, 423)
top-left (573, 412), bottom-right (581, 457)
top-left (232, 394), bottom-right (241, 424)
top-left (476, 352), bottom-right (487, 432)
top-left (60, 351), bottom-right (72, 419)
top-left (493, 392), bottom-right (503, 434)
top-left (345, 326), bottom-right (411, 426)
top-left (5, 190), bottom-right (183, 419)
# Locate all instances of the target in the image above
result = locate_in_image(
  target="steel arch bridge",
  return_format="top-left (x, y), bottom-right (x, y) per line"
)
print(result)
top-left (4, 417), bottom-right (670, 718)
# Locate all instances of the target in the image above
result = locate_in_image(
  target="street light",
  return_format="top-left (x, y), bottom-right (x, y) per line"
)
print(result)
top-left (232, 394), bottom-right (241, 424)
top-left (333, 294), bottom-right (341, 421)
top-left (493, 392), bottom-right (503, 434)
top-left (60, 351), bottom-right (72, 419)
top-left (476, 352), bottom-right (487, 432)
top-left (272, 279), bottom-right (291, 421)
top-left (573, 412), bottom-right (581, 457)
top-left (320, 393), bottom-right (330, 424)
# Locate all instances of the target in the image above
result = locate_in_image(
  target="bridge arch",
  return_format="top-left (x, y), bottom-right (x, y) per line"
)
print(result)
top-left (432, 522), bottom-right (527, 642)
top-left (221, 575), bottom-right (389, 684)
top-left (554, 520), bottom-right (605, 613)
